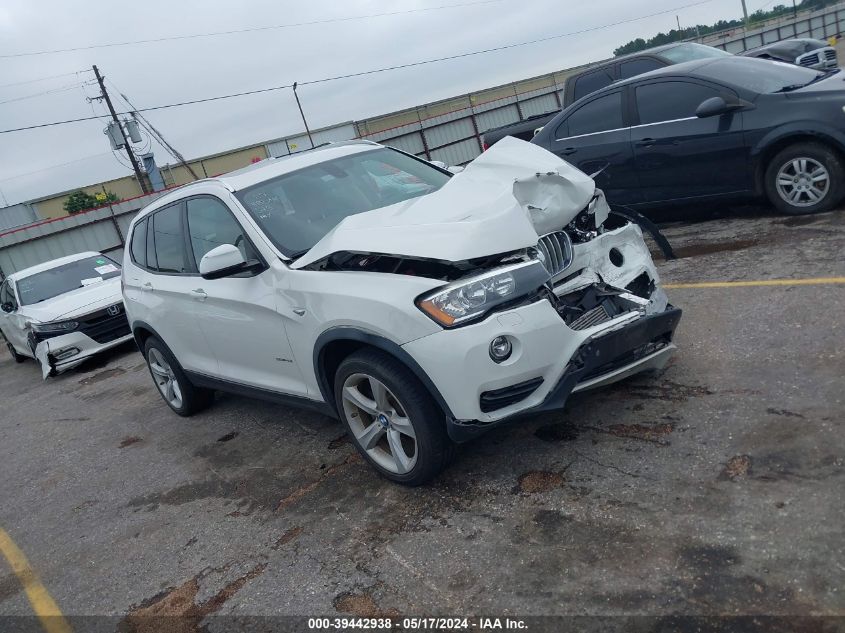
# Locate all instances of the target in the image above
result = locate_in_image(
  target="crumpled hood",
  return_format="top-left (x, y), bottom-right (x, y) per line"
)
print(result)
top-left (19, 277), bottom-right (123, 323)
top-left (291, 137), bottom-right (595, 268)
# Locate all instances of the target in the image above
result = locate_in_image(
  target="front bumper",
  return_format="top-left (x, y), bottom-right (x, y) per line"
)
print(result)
top-left (402, 221), bottom-right (681, 442)
top-left (32, 330), bottom-right (134, 378)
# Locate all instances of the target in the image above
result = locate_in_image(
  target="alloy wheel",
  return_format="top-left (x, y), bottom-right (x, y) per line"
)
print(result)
top-left (341, 373), bottom-right (417, 474)
top-left (147, 348), bottom-right (183, 409)
top-left (775, 157), bottom-right (830, 208)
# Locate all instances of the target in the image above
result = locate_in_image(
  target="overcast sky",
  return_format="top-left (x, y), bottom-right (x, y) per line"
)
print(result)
top-left (0, 0), bottom-right (751, 205)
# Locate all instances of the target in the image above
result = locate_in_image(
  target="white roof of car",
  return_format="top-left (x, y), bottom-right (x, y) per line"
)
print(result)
top-left (134, 141), bottom-right (383, 221)
top-left (8, 251), bottom-right (103, 281)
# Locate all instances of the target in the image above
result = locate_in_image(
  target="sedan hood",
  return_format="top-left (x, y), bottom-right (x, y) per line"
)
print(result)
top-left (20, 277), bottom-right (123, 323)
top-left (291, 137), bottom-right (595, 268)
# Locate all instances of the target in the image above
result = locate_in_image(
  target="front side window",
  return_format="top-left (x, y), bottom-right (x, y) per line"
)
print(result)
top-left (563, 91), bottom-right (625, 137)
top-left (15, 255), bottom-right (121, 306)
top-left (236, 148), bottom-right (450, 257)
top-left (151, 204), bottom-right (188, 273)
top-left (635, 81), bottom-right (724, 124)
top-left (187, 197), bottom-right (258, 268)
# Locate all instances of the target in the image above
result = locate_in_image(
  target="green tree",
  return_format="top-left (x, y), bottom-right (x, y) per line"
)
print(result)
top-left (63, 190), bottom-right (120, 214)
top-left (613, 0), bottom-right (837, 56)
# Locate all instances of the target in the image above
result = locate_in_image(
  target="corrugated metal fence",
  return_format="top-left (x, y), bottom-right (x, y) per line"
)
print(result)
top-left (0, 191), bottom-right (168, 278)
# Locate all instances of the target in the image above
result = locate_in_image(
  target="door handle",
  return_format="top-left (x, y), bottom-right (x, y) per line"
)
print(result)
top-left (142, 281), bottom-right (153, 292)
top-left (191, 288), bottom-right (207, 302)
top-left (560, 147), bottom-right (577, 156)
top-left (635, 138), bottom-right (656, 147)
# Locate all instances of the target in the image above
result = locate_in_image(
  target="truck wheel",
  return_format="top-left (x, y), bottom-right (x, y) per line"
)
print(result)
top-left (765, 142), bottom-right (844, 215)
top-left (144, 336), bottom-right (213, 416)
top-left (334, 349), bottom-right (455, 486)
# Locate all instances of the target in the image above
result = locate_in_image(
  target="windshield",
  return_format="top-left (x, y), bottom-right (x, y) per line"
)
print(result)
top-left (695, 57), bottom-right (821, 93)
top-left (16, 255), bottom-right (120, 306)
top-left (660, 43), bottom-right (732, 63)
top-left (235, 148), bottom-right (451, 256)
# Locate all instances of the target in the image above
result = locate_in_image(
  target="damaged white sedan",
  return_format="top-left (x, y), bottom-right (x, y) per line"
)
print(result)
top-left (0, 252), bottom-right (132, 377)
top-left (122, 137), bottom-right (681, 485)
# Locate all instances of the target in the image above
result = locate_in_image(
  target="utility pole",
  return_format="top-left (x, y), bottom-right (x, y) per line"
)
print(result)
top-left (676, 15), bottom-right (682, 34)
top-left (740, 0), bottom-right (749, 26)
top-left (292, 82), bottom-right (315, 149)
top-left (792, 0), bottom-right (797, 19)
top-left (92, 65), bottom-right (148, 194)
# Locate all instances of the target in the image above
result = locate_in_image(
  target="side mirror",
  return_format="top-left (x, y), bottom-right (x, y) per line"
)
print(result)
top-left (199, 244), bottom-right (262, 280)
top-left (696, 96), bottom-right (731, 118)
top-left (1, 302), bottom-right (14, 313)
top-left (447, 165), bottom-right (465, 174)
top-left (430, 160), bottom-right (448, 170)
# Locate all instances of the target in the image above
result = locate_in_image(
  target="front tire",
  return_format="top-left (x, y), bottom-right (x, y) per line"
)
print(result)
top-left (0, 330), bottom-right (25, 364)
top-left (765, 142), bottom-right (844, 215)
top-left (143, 336), bottom-right (213, 416)
top-left (334, 349), bottom-right (455, 486)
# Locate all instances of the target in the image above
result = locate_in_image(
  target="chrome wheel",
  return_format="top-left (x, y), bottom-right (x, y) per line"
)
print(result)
top-left (341, 373), bottom-right (417, 474)
top-left (147, 348), bottom-right (183, 409)
top-left (775, 157), bottom-right (830, 207)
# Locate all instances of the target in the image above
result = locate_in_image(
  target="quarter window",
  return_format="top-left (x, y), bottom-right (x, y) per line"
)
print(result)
top-left (130, 217), bottom-right (147, 268)
top-left (635, 81), bottom-right (724, 125)
top-left (561, 91), bottom-right (625, 138)
top-left (151, 204), bottom-right (188, 273)
top-left (186, 197), bottom-right (257, 269)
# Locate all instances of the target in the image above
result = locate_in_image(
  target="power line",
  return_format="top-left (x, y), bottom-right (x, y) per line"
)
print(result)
top-left (0, 0), bottom-right (714, 135)
top-left (0, 0), bottom-right (503, 59)
top-left (0, 81), bottom-right (94, 106)
top-left (0, 69), bottom-right (92, 89)
top-left (300, 0), bottom-right (714, 86)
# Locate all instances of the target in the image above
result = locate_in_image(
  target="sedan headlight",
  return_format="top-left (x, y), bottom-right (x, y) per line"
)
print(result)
top-left (417, 261), bottom-right (550, 327)
top-left (31, 320), bottom-right (78, 333)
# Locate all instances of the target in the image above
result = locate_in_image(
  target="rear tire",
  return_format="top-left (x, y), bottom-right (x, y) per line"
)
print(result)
top-left (334, 349), bottom-right (455, 486)
top-left (143, 336), bottom-right (213, 416)
top-left (764, 142), bottom-right (844, 215)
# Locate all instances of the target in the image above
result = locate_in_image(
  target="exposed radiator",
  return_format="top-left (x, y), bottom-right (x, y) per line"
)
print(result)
top-left (568, 304), bottom-right (612, 330)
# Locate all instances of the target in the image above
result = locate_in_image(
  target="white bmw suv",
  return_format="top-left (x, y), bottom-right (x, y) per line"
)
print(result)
top-left (122, 137), bottom-right (681, 485)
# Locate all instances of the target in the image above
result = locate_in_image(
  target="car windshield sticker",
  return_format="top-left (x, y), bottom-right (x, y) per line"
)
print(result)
top-left (80, 277), bottom-right (103, 286)
top-left (94, 264), bottom-right (118, 275)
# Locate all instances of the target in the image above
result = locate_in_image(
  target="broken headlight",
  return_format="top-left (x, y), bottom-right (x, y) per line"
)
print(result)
top-left (31, 320), bottom-right (78, 333)
top-left (416, 261), bottom-right (549, 328)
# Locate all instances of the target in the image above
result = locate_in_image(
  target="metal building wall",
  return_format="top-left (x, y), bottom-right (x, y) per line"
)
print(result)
top-left (0, 204), bottom-right (39, 232)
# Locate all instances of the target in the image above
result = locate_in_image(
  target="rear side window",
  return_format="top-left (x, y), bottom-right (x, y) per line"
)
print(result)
top-left (572, 69), bottom-right (614, 101)
top-left (186, 197), bottom-right (258, 269)
top-left (635, 81), bottom-right (724, 124)
top-left (130, 218), bottom-right (147, 268)
top-left (151, 204), bottom-right (188, 273)
top-left (619, 58), bottom-right (665, 79)
top-left (562, 91), bottom-right (624, 137)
